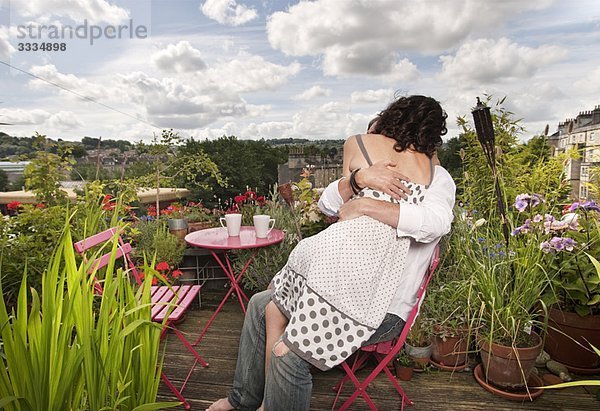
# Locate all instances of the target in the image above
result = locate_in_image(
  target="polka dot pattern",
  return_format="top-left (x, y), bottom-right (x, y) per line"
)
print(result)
top-left (271, 186), bottom-right (425, 371)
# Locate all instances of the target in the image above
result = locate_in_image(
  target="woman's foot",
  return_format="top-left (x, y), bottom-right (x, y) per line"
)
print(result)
top-left (206, 398), bottom-right (235, 411)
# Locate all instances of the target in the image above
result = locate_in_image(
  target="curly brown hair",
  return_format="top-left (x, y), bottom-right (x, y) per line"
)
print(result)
top-left (373, 95), bottom-right (447, 157)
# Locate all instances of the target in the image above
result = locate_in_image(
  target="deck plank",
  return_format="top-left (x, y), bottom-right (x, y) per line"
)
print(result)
top-left (159, 290), bottom-right (599, 410)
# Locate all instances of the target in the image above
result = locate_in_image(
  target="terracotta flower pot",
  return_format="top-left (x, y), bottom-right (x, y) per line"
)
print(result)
top-left (394, 362), bottom-right (413, 381)
top-left (479, 332), bottom-right (542, 389)
top-left (544, 308), bottom-right (600, 370)
top-left (431, 325), bottom-right (468, 367)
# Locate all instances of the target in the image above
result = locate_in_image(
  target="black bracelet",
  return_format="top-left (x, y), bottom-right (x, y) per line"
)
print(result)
top-left (349, 168), bottom-right (362, 195)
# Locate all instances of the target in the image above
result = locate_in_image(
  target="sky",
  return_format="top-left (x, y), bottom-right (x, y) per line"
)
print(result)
top-left (0, 0), bottom-right (599, 143)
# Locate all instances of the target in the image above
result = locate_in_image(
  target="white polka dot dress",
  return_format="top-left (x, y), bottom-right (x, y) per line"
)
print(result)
top-left (271, 184), bottom-right (427, 371)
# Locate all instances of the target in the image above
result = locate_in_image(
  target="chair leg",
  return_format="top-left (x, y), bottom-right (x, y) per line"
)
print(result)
top-left (161, 372), bottom-right (191, 410)
top-left (374, 353), bottom-right (413, 406)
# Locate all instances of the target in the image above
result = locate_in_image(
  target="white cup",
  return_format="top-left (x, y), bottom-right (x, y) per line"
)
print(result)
top-left (253, 214), bottom-right (275, 238)
top-left (220, 213), bottom-right (242, 236)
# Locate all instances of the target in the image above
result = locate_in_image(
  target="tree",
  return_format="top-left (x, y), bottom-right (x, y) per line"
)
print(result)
top-left (23, 133), bottom-right (75, 205)
top-left (0, 169), bottom-right (8, 191)
top-left (179, 136), bottom-right (288, 207)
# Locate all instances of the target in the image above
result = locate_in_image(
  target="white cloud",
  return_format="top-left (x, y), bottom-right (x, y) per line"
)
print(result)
top-left (0, 26), bottom-right (15, 59)
top-left (351, 89), bottom-right (394, 104)
top-left (12, 0), bottom-right (130, 24)
top-left (152, 41), bottom-right (207, 73)
top-left (439, 38), bottom-right (568, 84)
top-left (293, 85), bottom-right (331, 101)
top-left (573, 67), bottom-right (600, 94)
top-left (267, 0), bottom-right (551, 77)
top-left (0, 108), bottom-right (51, 125)
top-left (207, 54), bottom-right (301, 93)
top-left (28, 64), bottom-right (125, 102)
top-left (46, 111), bottom-right (83, 130)
top-left (201, 0), bottom-right (258, 26)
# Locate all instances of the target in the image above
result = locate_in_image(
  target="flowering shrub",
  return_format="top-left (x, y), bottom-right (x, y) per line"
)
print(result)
top-left (141, 261), bottom-right (183, 285)
top-left (512, 197), bottom-right (600, 316)
top-left (227, 189), bottom-right (268, 225)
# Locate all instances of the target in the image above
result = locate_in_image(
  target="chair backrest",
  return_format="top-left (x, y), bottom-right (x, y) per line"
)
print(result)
top-left (362, 244), bottom-right (440, 356)
top-left (73, 227), bottom-right (141, 291)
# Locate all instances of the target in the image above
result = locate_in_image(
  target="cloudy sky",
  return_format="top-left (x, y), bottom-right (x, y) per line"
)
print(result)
top-left (0, 0), bottom-right (599, 142)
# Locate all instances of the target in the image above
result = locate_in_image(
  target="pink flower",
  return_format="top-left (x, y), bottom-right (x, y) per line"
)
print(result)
top-left (156, 261), bottom-right (170, 271)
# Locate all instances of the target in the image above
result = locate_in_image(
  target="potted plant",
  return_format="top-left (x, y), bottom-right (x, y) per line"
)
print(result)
top-left (404, 316), bottom-right (432, 371)
top-left (394, 349), bottom-right (414, 381)
top-left (161, 202), bottom-right (188, 240)
top-left (541, 202), bottom-right (600, 371)
top-left (186, 201), bottom-right (219, 232)
top-left (132, 219), bottom-right (185, 270)
top-left (425, 280), bottom-right (470, 369)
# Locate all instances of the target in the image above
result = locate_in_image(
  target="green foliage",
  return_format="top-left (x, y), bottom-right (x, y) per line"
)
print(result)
top-left (235, 188), bottom-right (301, 292)
top-left (179, 136), bottom-right (287, 207)
top-left (395, 349), bottom-right (413, 367)
top-left (0, 169), bottom-right (8, 191)
top-left (293, 171), bottom-right (330, 237)
top-left (543, 211), bottom-right (600, 316)
top-left (133, 130), bottom-right (225, 212)
top-left (0, 204), bottom-right (68, 304)
top-left (0, 222), bottom-right (176, 410)
top-left (23, 133), bottom-right (75, 205)
top-left (131, 219), bottom-right (185, 268)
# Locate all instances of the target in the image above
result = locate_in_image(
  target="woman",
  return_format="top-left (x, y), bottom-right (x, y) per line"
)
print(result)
top-left (265, 95), bottom-right (446, 372)
top-left (207, 95), bottom-right (451, 411)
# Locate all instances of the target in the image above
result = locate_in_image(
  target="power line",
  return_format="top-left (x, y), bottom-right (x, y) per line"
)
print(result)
top-left (0, 59), bottom-right (161, 129)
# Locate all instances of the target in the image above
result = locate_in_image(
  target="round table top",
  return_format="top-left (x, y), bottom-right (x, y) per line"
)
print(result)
top-left (185, 226), bottom-right (285, 250)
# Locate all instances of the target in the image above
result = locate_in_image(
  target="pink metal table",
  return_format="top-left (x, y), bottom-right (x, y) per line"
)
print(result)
top-left (185, 226), bottom-right (285, 345)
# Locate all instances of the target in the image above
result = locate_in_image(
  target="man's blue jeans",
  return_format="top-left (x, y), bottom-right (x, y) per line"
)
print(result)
top-left (227, 290), bottom-right (405, 411)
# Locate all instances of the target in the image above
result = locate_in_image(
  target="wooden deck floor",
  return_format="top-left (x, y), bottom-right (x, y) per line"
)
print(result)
top-left (158, 290), bottom-right (599, 411)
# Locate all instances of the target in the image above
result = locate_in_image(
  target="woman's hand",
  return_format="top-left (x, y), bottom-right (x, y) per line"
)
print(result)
top-left (355, 160), bottom-right (411, 200)
top-left (339, 198), bottom-right (370, 221)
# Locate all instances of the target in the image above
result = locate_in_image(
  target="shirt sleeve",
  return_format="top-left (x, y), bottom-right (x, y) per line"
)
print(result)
top-left (318, 178), bottom-right (344, 217)
top-left (396, 166), bottom-right (456, 243)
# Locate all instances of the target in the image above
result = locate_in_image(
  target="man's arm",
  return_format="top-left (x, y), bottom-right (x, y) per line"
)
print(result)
top-left (336, 167), bottom-right (456, 243)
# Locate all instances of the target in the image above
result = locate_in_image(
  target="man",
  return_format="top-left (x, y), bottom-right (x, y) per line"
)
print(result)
top-left (207, 161), bottom-right (455, 411)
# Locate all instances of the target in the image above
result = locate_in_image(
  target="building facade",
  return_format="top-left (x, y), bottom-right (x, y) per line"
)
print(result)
top-left (547, 105), bottom-right (600, 199)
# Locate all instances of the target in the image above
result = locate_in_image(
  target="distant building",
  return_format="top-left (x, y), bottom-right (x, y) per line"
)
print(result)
top-left (547, 105), bottom-right (600, 199)
top-left (0, 161), bottom-right (30, 183)
top-left (278, 146), bottom-right (343, 188)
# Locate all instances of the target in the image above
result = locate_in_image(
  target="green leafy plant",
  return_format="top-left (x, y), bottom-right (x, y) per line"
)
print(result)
top-left (395, 349), bottom-right (413, 367)
top-left (131, 219), bottom-right (185, 268)
top-left (235, 187), bottom-right (301, 292)
top-left (0, 221), bottom-right (176, 410)
top-left (540, 202), bottom-right (600, 316)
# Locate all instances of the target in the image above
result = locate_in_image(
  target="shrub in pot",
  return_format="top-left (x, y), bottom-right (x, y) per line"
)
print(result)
top-left (540, 202), bottom-right (600, 371)
top-left (405, 316), bottom-right (432, 370)
top-left (394, 350), bottom-right (414, 381)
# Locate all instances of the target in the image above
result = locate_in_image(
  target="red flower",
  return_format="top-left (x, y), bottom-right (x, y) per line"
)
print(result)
top-left (244, 190), bottom-right (256, 199)
top-left (147, 205), bottom-right (157, 217)
top-left (7, 201), bottom-right (22, 211)
top-left (234, 195), bottom-right (247, 204)
top-left (152, 277), bottom-right (158, 286)
top-left (35, 203), bottom-right (45, 209)
top-left (156, 261), bottom-right (170, 271)
top-left (172, 269), bottom-right (183, 278)
top-left (256, 196), bottom-right (266, 206)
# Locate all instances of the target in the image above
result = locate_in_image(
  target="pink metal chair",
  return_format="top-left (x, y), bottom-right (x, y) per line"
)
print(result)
top-left (74, 226), bottom-right (208, 409)
top-left (331, 245), bottom-right (441, 411)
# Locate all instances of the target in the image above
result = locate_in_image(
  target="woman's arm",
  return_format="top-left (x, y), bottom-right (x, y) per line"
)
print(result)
top-left (338, 166), bottom-right (456, 243)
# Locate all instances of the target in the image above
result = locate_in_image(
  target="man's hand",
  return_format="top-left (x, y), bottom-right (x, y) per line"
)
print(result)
top-left (355, 160), bottom-right (411, 200)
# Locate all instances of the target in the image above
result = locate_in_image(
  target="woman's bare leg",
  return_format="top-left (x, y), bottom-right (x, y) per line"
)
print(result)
top-left (265, 301), bottom-right (289, 376)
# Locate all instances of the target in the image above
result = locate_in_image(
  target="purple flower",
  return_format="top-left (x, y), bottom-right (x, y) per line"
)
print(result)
top-left (511, 219), bottom-right (532, 236)
top-left (540, 236), bottom-right (577, 253)
top-left (582, 200), bottom-right (600, 212)
top-left (533, 214), bottom-right (543, 223)
top-left (568, 202), bottom-right (580, 212)
top-left (514, 194), bottom-right (531, 212)
top-left (514, 193), bottom-right (544, 212)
